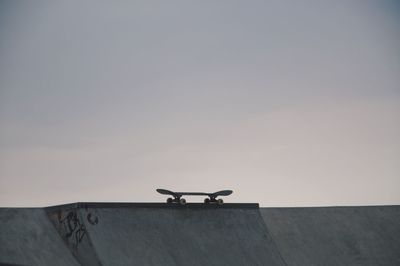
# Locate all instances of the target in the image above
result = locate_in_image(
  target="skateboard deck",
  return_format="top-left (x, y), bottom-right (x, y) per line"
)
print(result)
top-left (156, 189), bottom-right (233, 205)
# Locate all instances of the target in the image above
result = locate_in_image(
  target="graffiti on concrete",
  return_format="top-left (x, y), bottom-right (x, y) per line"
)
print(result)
top-left (58, 209), bottom-right (98, 248)
top-left (87, 212), bottom-right (99, 225)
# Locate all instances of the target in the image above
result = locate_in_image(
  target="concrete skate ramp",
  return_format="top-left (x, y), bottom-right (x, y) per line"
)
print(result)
top-left (261, 206), bottom-right (400, 266)
top-left (3, 203), bottom-right (399, 266)
top-left (0, 208), bottom-right (80, 266)
top-left (80, 203), bottom-right (286, 266)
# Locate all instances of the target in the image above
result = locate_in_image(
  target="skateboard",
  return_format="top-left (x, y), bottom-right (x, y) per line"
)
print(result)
top-left (156, 189), bottom-right (233, 205)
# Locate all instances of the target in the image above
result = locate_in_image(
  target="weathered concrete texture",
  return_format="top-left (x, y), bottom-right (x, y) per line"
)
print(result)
top-left (261, 206), bottom-right (400, 266)
top-left (2, 203), bottom-right (400, 266)
top-left (82, 204), bottom-right (286, 266)
top-left (46, 204), bottom-right (101, 266)
top-left (0, 208), bottom-right (80, 266)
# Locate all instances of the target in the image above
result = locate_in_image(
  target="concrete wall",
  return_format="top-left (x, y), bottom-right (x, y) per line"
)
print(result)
top-left (261, 206), bottom-right (400, 266)
top-left (1, 204), bottom-right (400, 266)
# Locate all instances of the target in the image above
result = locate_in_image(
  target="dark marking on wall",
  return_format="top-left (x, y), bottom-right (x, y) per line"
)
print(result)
top-left (57, 209), bottom-right (99, 249)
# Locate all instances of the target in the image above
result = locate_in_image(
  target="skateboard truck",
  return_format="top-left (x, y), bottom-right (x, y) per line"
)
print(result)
top-left (167, 196), bottom-right (186, 205)
top-left (156, 189), bottom-right (233, 205)
top-left (204, 197), bottom-right (223, 205)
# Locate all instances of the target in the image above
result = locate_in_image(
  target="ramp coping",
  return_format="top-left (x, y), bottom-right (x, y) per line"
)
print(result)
top-left (45, 202), bottom-right (259, 211)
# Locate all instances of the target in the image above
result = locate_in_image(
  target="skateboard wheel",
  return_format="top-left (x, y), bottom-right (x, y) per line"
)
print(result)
top-left (180, 198), bottom-right (186, 205)
top-left (217, 199), bottom-right (224, 205)
top-left (167, 198), bottom-right (173, 204)
top-left (204, 198), bottom-right (210, 204)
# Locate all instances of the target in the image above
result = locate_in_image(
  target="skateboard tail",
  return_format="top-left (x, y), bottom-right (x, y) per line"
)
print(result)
top-left (212, 190), bottom-right (233, 196)
top-left (156, 189), bottom-right (176, 196)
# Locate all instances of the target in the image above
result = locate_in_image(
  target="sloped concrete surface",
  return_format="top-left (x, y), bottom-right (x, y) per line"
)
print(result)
top-left (81, 203), bottom-right (285, 266)
top-left (46, 204), bottom-right (101, 266)
top-left (0, 208), bottom-right (79, 266)
top-left (261, 206), bottom-right (400, 266)
top-left (1, 204), bottom-right (399, 266)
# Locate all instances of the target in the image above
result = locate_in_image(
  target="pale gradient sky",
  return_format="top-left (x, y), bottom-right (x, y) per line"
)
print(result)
top-left (0, 0), bottom-right (399, 207)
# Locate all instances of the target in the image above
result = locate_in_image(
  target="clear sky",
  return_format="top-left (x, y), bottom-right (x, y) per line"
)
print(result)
top-left (0, 1), bottom-right (399, 207)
